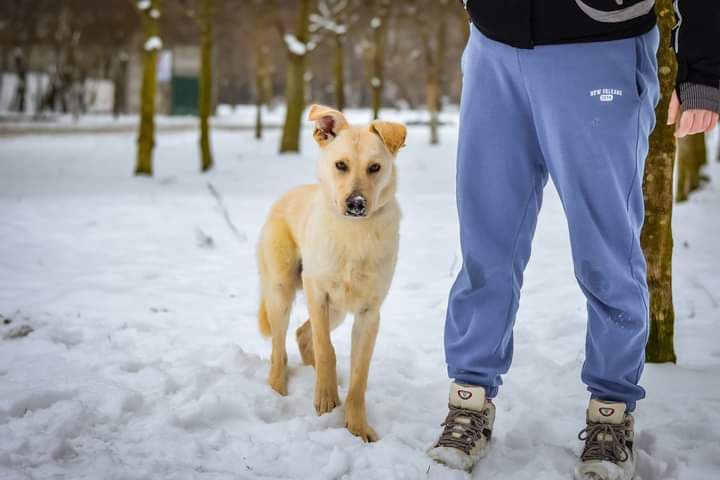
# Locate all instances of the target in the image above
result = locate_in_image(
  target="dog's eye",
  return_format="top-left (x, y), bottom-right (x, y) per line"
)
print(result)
top-left (335, 161), bottom-right (348, 172)
top-left (367, 163), bottom-right (381, 174)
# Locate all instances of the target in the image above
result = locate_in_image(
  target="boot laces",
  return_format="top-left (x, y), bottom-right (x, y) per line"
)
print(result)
top-left (579, 420), bottom-right (631, 464)
top-left (435, 404), bottom-right (489, 454)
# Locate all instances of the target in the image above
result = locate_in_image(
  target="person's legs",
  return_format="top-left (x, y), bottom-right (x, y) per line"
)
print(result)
top-left (445, 26), bottom-right (548, 397)
top-left (520, 28), bottom-right (660, 411)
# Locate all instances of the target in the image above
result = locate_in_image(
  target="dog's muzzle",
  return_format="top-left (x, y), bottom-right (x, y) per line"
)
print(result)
top-left (345, 194), bottom-right (367, 217)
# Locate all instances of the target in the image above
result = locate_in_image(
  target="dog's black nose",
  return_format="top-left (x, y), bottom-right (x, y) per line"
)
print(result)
top-left (345, 195), bottom-right (367, 217)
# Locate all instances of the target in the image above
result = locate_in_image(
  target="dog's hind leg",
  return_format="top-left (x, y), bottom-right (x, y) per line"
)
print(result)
top-left (258, 218), bottom-right (300, 396)
top-left (264, 286), bottom-right (295, 396)
top-left (296, 320), bottom-right (315, 367)
top-left (296, 311), bottom-right (344, 367)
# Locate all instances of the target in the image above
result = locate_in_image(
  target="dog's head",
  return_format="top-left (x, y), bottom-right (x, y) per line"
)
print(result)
top-left (307, 104), bottom-right (406, 219)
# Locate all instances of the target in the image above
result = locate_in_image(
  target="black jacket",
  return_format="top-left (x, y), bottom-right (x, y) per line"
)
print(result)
top-left (462, 0), bottom-right (720, 112)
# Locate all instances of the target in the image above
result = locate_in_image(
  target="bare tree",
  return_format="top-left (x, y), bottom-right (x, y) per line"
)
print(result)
top-left (245, 0), bottom-right (273, 139)
top-left (132, 0), bottom-right (162, 176)
top-left (367, 0), bottom-right (391, 120)
top-left (413, 0), bottom-right (449, 144)
top-left (676, 133), bottom-right (708, 202)
top-left (197, 0), bottom-right (214, 171)
top-left (640, 0), bottom-right (677, 363)
top-left (275, 0), bottom-right (314, 153)
top-left (310, 0), bottom-right (354, 111)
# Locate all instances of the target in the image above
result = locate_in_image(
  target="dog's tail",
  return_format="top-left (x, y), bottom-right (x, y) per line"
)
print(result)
top-left (258, 299), bottom-right (271, 337)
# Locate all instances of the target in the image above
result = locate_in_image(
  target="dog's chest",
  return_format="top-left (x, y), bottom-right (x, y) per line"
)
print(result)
top-left (303, 230), bottom-right (397, 311)
top-left (324, 256), bottom-right (383, 311)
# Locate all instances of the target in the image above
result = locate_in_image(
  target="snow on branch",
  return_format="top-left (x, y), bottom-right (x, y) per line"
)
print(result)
top-left (310, 0), bottom-right (349, 36)
top-left (309, 13), bottom-right (347, 35)
top-left (144, 36), bottom-right (163, 51)
top-left (137, 0), bottom-right (151, 10)
top-left (284, 34), bottom-right (316, 56)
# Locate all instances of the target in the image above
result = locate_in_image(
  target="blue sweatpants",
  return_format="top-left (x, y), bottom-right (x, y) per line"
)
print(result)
top-left (445, 26), bottom-right (659, 411)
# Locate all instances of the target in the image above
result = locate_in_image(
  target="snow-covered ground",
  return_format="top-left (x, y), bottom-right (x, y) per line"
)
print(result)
top-left (0, 122), bottom-right (718, 480)
top-left (0, 106), bottom-right (459, 135)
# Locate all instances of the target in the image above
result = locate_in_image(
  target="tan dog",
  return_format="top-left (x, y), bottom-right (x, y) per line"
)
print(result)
top-left (256, 105), bottom-right (406, 441)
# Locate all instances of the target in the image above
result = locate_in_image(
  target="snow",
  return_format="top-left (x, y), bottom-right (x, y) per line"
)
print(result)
top-left (149, 8), bottom-right (160, 19)
top-left (144, 36), bottom-right (162, 51)
top-left (371, 77), bottom-right (382, 88)
top-left (0, 106), bottom-right (461, 135)
top-left (310, 13), bottom-right (348, 36)
top-left (370, 17), bottom-right (382, 29)
top-left (136, 0), bottom-right (151, 10)
top-left (284, 34), bottom-right (308, 56)
top-left (0, 117), bottom-right (719, 480)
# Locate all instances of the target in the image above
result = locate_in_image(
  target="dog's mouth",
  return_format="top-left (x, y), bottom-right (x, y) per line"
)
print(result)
top-left (344, 209), bottom-right (368, 218)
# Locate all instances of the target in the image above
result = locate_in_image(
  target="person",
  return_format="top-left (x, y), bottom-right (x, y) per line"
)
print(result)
top-left (427, 1), bottom-right (719, 479)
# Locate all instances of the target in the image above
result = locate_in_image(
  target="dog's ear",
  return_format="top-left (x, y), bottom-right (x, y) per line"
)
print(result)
top-left (307, 104), bottom-right (349, 146)
top-left (369, 121), bottom-right (407, 156)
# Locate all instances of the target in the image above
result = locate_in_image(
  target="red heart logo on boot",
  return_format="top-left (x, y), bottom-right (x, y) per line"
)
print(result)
top-left (458, 390), bottom-right (472, 400)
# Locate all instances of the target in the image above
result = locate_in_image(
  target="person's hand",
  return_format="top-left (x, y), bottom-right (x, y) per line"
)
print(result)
top-left (667, 91), bottom-right (719, 138)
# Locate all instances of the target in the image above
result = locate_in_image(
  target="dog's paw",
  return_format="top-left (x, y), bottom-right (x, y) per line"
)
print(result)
top-left (346, 419), bottom-right (378, 442)
top-left (268, 365), bottom-right (288, 396)
top-left (314, 383), bottom-right (340, 415)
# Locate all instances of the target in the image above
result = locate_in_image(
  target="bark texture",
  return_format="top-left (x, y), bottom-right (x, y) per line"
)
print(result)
top-left (640, 1), bottom-right (677, 364)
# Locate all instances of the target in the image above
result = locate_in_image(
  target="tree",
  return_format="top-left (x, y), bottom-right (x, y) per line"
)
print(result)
top-left (309, 0), bottom-right (352, 111)
top-left (640, 0), bottom-right (677, 363)
top-left (368, 0), bottom-right (391, 120)
top-left (415, 0), bottom-right (449, 145)
top-left (133, 0), bottom-right (162, 176)
top-left (197, 0), bottom-right (214, 171)
top-left (277, 0), bottom-right (314, 153)
top-left (246, 0), bottom-right (273, 139)
top-left (253, 42), bottom-right (271, 140)
top-left (676, 133), bottom-right (708, 202)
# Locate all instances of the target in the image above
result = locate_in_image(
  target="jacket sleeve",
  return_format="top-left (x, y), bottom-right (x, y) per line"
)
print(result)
top-left (672, 0), bottom-right (720, 112)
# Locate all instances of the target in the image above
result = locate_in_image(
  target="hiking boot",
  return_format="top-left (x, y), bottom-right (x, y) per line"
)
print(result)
top-left (427, 382), bottom-right (495, 471)
top-left (574, 399), bottom-right (636, 480)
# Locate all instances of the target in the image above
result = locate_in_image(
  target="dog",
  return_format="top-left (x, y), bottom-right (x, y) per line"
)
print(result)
top-left (256, 104), bottom-right (406, 441)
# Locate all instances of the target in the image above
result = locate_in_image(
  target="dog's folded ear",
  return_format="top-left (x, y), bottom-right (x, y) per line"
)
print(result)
top-left (369, 121), bottom-right (407, 156)
top-left (307, 104), bottom-right (349, 146)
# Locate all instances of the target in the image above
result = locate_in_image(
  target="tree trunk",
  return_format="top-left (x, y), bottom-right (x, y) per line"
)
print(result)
top-left (280, 0), bottom-right (312, 153)
top-left (254, 48), bottom-right (268, 140)
top-left (11, 50), bottom-right (28, 113)
top-left (427, 82), bottom-right (439, 145)
top-left (676, 133), bottom-right (707, 202)
top-left (427, 5), bottom-right (447, 145)
top-left (370, 7), bottom-right (388, 120)
top-left (640, 0), bottom-right (677, 364)
top-left (198, 0), bottom-right (214, 172)
top-left (334, 34), bottom-right (345, 111)
top-left (113, 55), bottom-right (128, 119)
top-left (134, 0), bottom-right (161, 176)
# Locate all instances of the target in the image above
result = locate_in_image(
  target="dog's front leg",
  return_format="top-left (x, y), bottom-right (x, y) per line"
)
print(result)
top-left (305, 280), bottom-right (340, 415)
top-left (345, 307), bottom-right (380, 442)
